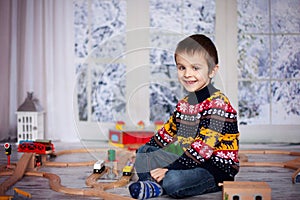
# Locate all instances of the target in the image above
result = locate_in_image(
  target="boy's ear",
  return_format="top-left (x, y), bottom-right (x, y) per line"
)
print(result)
top-left (209, 65), bottom-right (219, 78)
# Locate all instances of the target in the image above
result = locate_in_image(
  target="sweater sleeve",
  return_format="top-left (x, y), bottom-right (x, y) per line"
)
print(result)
top-left (147, 113), bottom-right (177, 148)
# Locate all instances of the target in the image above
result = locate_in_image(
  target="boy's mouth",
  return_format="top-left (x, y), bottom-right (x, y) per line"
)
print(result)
top-left (184, 80), bottom-right (197, 85)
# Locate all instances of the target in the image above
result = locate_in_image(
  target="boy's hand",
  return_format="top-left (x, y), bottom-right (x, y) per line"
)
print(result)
top-left (150, 168), bottom-right (168, 183)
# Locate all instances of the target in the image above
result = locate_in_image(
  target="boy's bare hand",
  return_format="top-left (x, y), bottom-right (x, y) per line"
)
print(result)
top-left (150, 168), bottom-right (168, 183)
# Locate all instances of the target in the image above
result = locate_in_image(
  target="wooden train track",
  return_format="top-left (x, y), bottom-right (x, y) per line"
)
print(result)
top-left (0, 153), bottom-right (33, 195)
top-left (85, 169), bottom-right (133, 191)
top-left (0, 170), bottom-right (133, 200)
top-left (0, 148), bottom-right (135, 199)
top-left (1, 148), bottom-right (299, 199)
top-left (239, 150), bottom-right (300, 183)
top-left (240, 150), bottom-right (300, 156)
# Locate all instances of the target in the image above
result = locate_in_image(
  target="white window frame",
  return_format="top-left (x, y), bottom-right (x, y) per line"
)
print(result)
top-left (75, 0), bottom-right (300, 143)
top-left (216, 0), bottom-right (300, 143)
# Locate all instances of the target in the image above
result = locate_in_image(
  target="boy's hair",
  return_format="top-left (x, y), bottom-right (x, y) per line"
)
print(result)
top-left (175, 34), bottom-right (218, 73)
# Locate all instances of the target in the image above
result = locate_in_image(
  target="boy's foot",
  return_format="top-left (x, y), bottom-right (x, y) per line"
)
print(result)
top-left (129, 180), bottom-right (163, 199)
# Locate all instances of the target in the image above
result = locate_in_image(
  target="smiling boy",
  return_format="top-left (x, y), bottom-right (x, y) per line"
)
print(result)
top-left (129, 34), bottom-right (240, 199)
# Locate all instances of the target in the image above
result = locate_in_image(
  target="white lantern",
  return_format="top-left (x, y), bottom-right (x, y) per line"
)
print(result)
top-left (16, 92), bottom-right (44, 143)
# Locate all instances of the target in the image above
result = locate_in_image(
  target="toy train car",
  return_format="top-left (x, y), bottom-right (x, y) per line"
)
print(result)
top-left (93, 160), bottom-right (105, 174)
top-left (122, 160), bottom-right (134, 176)
top-left (18, 139), bottom-right (55, 155)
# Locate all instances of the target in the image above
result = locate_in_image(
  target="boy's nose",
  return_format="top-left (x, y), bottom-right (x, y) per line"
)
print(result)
top-left (184, 68), bottom-right (193, 77)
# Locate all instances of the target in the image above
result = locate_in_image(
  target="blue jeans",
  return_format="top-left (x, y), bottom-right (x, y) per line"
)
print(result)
top-left (135, 145), bottom-right (220, 198)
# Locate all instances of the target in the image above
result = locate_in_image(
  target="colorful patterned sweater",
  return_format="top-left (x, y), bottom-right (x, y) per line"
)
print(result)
top-left (147, 84), bottom-right (240, 184)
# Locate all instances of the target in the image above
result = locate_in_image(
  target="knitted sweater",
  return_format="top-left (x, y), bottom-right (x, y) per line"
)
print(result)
top-left (147, 84), bottom-right (240, 184)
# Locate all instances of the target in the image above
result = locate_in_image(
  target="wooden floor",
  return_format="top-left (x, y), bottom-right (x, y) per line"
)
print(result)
top-left (1, 141), bottom-right (300, 200)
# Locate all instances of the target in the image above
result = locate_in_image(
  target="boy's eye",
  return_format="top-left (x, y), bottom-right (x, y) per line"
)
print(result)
top-left (192, 66), bottom-right (200, 71)
top-left (177, 65), bottom-right (185, 71)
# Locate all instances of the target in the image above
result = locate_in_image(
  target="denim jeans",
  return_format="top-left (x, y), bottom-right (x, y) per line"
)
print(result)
top-left (135, 145), bottom-right (220, 198)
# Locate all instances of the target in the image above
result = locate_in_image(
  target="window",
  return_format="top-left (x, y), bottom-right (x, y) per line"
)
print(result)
top-left (74, 0), bottom-right (127, 122)
top-left (74, 0), bottom-right (300, 142)
top-left (237, 0), bottom-right (300, 125)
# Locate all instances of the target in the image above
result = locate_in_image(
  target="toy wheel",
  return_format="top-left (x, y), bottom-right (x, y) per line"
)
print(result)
top-left (20, 143), bottom-right (27, 150)
top-left (37, 144), bottom-right (44, 151)
top-left (28, 143), bottom-right (35, 150)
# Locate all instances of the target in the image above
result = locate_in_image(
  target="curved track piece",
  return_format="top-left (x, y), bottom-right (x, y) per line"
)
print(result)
top-left (1, 171), bottom-right (133, 200)
top-left (85, 168), bottom-right (108, 189)
top-left (85, 171), bottom-right (132, 191)
top-left (0, 153), bottom-right (33, 195)
top-left (86, 156), bottom-right (135, 191)
top-left (102, 176), bottom-right (132, 190)
top-left (41, 172), bottom-right (133, 200)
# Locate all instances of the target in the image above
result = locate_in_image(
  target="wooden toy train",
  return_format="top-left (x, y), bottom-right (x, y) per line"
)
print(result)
top-left (93, 159), bottom-right (134, 176)
top-left (18, 139), bottom-right (55, 155)
top-left (122, 159), bottom-right (134, 176)
top-left (93, 160), bottom-right (105, 174)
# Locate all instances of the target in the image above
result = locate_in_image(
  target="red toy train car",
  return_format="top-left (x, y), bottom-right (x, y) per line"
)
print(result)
top-left (18, 139), bottom-right (55, 155)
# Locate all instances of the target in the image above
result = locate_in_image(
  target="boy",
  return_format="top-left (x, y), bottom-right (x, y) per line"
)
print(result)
top-left (129, 34), bottom-right (240, 199)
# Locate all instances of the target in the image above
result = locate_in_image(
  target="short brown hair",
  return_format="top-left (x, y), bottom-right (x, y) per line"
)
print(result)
top-left (175, 34), bottom-right (218, 73)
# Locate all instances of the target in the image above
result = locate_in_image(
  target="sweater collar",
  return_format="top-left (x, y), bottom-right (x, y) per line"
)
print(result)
top-left (187, 84), bottom-right (219, 104)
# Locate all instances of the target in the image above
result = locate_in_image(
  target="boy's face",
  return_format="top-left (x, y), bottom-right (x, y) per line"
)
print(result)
top-left (176, 51), bottom-right (217, 92)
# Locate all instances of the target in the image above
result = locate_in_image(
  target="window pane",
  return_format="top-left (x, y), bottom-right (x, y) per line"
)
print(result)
top-left (237, 0), bottom-right (300, 125)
